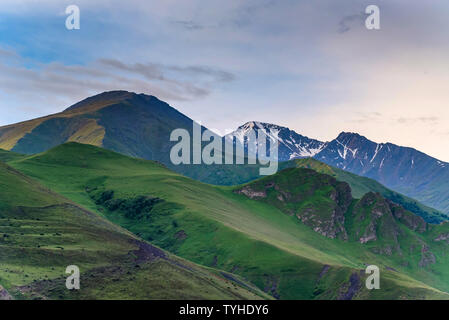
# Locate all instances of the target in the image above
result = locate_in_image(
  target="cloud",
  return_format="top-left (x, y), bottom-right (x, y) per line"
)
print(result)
top-left (350, 114), bottom-right (440, 126)
top-left (0, 50), bottom-right (235, 124)
top-left (0, 48), bottom-right (15, 57)
top-left (97, 59), bottom-right (235, 83)
top-left (169, 0), bottom-right (276, 32)
top-left (226, 0), bottom-right (276, 28)
top-left (0, 47), bottom-right (20, 63)
top-left (0, 55), bottom-right (235, 101)
top-left (347, 111), bottom-right (383, 123)
top-left (337, 12), bottom-right (365, 33)
top-left (396, 116), bottom-right (439, 125)
top-left (172, 20), bottom-right (205, 31)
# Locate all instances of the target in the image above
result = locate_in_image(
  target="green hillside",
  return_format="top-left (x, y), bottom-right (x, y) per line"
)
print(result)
top-left (0, 148), bottom-right (26, 163)
top-left (6, 143), bottom-right (449, 299)
top-left (172, 157), bottom-right (447, 225)
top-left (290, 158), bottom-right (447, 224)
top-left (189, 157), bottom-right (447, 224)
top-left (0, 160), bottom-right (268, 300)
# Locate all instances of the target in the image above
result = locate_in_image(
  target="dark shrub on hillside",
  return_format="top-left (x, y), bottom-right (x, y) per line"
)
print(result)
top-left (94, 190), bottom-right (114, 205)
top-left (388, 193), bottom-right (445, 224)
top-left (92, 189), bottom-right (162, 220)
top-left (118, 196), bottom-right (162, 219)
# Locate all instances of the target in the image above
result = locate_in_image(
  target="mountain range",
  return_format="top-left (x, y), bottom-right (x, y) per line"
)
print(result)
top-left (1, 91), bottom-right (449, 300)
top-left (228, 122), bottom-right (449, 214)
top-left (0, 91), bottom-right (449, 213)
top-left (1, 91), bottom-right (447, 215)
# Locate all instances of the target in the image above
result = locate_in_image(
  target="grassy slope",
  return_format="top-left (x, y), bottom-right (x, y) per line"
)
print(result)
top-left (0, 160), bottom-right (268, 300)
top-left (0, 92), bottom-right (136, 152)
top-left (6, 143), bottom-right (449, 299)
top-left (0, 108), bottom-right (103, 152)
top-left (0, 149), bottom-right (27, 163)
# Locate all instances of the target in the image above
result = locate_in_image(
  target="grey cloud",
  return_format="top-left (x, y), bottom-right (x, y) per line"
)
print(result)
top-left (97, 59), bottom-right (165, 81)
top-left (173, 20), bottom-right (205, 30)
top-left (167, 65), bottom-right (235, 82)
top-left (226, 0), bottom-right (276, 28)
top-left (97, 59), bottom-right (234, 83)
top-left (96, 59), bottom-right (235, 98)
top-left (348, 111), bottom-right (383, 123)
top-left (0, 52), bottom-right (236, 118)
top-left (338, 12), bottom-right (365, 33)
top-left (351, 114), bottom-right (440, 125)
top-left (171, 0), bottom-right (276, 31)
top-left (0, 62), bottom-right (186, 102)
top-left (0, 48), bottom-right (16, 57)
top-left (0, 47), bottom-right (21, 64)
top-left (396, 116), bottom-right (439, 125)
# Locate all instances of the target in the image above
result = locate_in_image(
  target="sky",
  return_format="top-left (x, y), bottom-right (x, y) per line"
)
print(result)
top-left (0, 0), bottom-right (449, 161)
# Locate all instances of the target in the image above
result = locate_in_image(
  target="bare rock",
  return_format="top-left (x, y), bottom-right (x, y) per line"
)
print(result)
top-left (419, 245), bottom-right (436, 268)
top-left (235, 186), bottom-right (266, 199)
top-left (0, 285), bottom-right (13, 300)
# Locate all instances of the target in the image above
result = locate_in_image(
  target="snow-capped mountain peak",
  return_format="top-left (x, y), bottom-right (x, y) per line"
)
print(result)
top-left (227, 121), bottom-right (326, 161)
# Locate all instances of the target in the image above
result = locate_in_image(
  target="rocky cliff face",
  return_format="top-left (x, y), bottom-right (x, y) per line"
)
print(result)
top-left (350, 193), bottom-right (402, 255)
top-left (236, 168), bottom-right (444, 269)
top-left (235, 167), bottom-right (353, 240)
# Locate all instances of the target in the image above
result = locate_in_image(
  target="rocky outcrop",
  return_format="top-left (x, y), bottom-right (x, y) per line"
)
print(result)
top-left (235, 168), bottom-right (353, 240)
top-left (317, 265), bottom-right (330, 282)
top-left (391, 203), bottom-right (427, 233)
top-left (359, 221), bottom-right (377, 244)
top-left (434, 233), bottom-right (449, 242)
top-left (352, 193), bottom-right (402, 255)
top-left (337, 272), bottom-right (362, 300)
top-left (235, 168), bottom-right (447, 272)
top-left (235, 186), bottom-right (267, 199)
top-left (263, 276), bottom-right (280, 300)
top-left (297, 207), bottom-right (348, 240)
top-left (0, 285), bottom-right (13, 300)
top-left (419, 245), bottom-right (436, 268)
